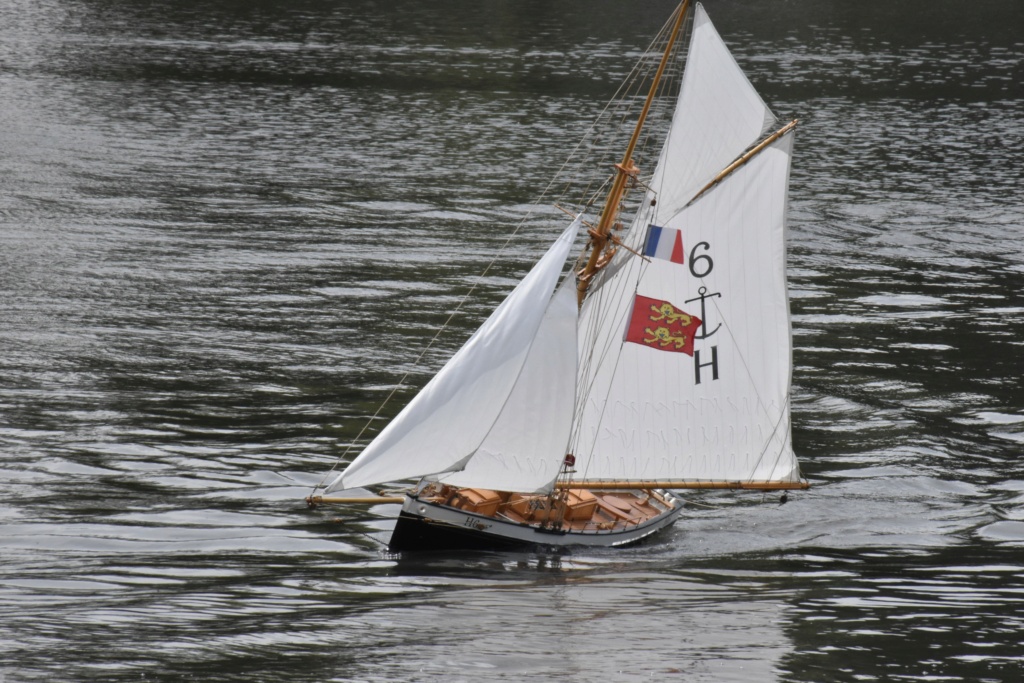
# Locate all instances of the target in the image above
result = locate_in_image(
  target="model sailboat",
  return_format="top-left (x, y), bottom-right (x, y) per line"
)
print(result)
top-left (308, 1), bottom-right (809, 550)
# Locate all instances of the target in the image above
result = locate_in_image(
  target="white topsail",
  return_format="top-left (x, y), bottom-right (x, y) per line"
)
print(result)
top-left (644, 3), bottom-right (777, 227)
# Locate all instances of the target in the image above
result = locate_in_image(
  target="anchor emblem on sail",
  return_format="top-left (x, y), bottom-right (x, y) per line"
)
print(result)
top-left (625, 295), bottom-right (702, 356)
top-left (685, 286), bottom-right (722, 340)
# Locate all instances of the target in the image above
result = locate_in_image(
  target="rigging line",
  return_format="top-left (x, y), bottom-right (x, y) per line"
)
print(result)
top-left (635, 36), bottom-right (683, 171)
top-left (573, 3), bottom-right (684, 235)
top-left (569, 34), bottom-right (684, 438)
top-left (571, 9), bottom-right (679, 214)
top-left (582, 175), bottom-right (614, 217)
top-left (568, 107), bottom-right (676, 436)
top-left (566, 79), bottom-right (650, 214)
top-left (640, 47), bottom-right (683, 179)
top-left (747, 392), bottom-right (803, 483)
top-left (573, 219), bottom-right (637, 386)
top-left (582, 178), bottom-right (657, 295)
top-left (570, 74), bottom-right (667, 424)
top-left (573, 194), bottom-right (655, 389)
top-left (616, 16), bottom-right (689, 251)
top-left (745, 392), bottom-right (792, 483)
top-left (628, 8), bottom-right (689, 198)
top-left (570, 80), bottom-right (643, 202)
top-left (571, 266), bottom-right (622, 436)
top-left (555, 10), bottom-right (677, 209)
top-left (545, 26), bottom-right (668, 210)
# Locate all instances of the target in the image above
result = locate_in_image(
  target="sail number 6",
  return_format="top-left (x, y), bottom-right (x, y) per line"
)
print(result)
top-left (689, 241), bottom-right (714, 278)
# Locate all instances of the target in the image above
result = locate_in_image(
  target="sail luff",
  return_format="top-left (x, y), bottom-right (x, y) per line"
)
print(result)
top-left (438, 278), bottom-right (578, 493)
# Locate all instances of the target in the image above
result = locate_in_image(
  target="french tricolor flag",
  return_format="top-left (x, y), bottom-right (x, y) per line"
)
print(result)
top-left (642, 225), bottom-right (685, 265)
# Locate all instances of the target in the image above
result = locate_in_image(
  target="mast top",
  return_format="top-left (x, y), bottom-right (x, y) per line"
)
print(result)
top-left (575, 0), bottom-right (692, 306)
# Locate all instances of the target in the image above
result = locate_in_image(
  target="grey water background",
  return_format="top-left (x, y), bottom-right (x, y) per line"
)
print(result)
top-left (1, 0), bottom-right (1023, 680)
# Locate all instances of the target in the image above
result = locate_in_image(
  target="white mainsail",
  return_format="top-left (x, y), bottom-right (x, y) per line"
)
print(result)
top-left (572, 132), bottom-right (798, 484)
top-left (325, 220), bottom-right (580, 493)
top-left (571, 3), bottom-right (799, 485)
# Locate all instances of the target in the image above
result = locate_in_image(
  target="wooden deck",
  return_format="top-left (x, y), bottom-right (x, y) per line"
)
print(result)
top-left (417, 485), bottom-right (674, 533)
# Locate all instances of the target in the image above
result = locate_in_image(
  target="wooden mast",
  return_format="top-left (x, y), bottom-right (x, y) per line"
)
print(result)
top-left (576, 0), bottom-right (691, 306)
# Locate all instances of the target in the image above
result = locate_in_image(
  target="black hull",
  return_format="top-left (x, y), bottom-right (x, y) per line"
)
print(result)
top-left (387, 504), bottom-right (682, 553)
top-left (388, 510), bottom-right (536, 552)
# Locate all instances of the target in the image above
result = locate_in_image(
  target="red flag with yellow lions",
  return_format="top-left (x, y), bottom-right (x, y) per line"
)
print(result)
top-left (624, 295), bottom-right (702, 356)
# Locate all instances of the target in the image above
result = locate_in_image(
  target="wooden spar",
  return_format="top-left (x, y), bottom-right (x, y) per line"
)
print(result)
top-left (556, 480), bottom-right (810, 491)
top-left (685, 119), bottom-right (799, 207)
top-left (307, 495), bottom-right (405, 506)
top-left (576, 0), bottom-right (691, 307)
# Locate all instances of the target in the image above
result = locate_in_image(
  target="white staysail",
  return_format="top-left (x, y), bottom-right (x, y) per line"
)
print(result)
top-left (325, 220), bottom-right (580, 493)
top-left (572, 132), bottom-right (798, 484)
top-left (439, 278), bottom-right (577, 493)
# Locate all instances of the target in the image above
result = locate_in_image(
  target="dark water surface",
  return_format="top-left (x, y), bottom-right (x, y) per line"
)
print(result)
top-left (2, 0), bottom-right (1023, 681)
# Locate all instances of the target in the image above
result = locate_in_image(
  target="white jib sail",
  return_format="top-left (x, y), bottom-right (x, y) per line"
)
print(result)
top-left (572, 132), bottom-right (798, 484)
top-left (325, 219), bottom-right (581, 493)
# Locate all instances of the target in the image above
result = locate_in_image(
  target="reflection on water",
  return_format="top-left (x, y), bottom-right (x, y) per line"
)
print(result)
top-left (1, 0), bottom-right (1023, 680)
